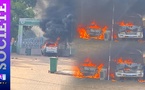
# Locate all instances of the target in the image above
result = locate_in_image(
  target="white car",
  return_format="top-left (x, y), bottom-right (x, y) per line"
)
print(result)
top-left (41, 42), bottom-right (58, 56)
top-left (115, 63), bottom-right (144, 78)
top-left (118, 26), bottom-right (143, 39)
top-left (115, 51), bottom-right (144, 80)
top-left (45, 46), bottom-right (58, 53)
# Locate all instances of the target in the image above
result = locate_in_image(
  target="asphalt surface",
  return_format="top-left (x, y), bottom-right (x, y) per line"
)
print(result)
top-left (11, 53), bottom-right (145, 90)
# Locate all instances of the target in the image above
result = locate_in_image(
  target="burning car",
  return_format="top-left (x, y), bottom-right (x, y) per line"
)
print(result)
top-left (117, 21), bottom-right (143, 39)
top-left (87, 27), bottom-right (111, 41)
top-left (73, 58), bottom-right (107, 80)
top-left (115, 51), bottom-right (144, 80)
top-left (41, 40), bottom-right (59, 56)
top-left (77, 21), bottom-right (110, 41)
top-left (115, 62), bottom-right (144, 78)
top-left (41, 38), bottom-right (73, 57)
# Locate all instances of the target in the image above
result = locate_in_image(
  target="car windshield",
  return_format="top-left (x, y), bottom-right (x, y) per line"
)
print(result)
top-left (119, 26), bottom-right (141, 32)
top-left (89, 29), bottom-right (101, 32)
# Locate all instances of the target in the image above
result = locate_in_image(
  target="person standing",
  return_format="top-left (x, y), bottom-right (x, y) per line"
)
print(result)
top-left (10, 37), bottom-right (15, 53)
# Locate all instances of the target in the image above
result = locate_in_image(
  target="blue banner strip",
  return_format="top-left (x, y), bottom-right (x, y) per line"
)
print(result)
top-left (0, 0), bottom-right (10, 90)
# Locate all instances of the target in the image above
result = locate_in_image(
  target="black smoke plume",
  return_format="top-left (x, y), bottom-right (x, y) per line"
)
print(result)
top-left (40, 0), bottom-right (76, 42)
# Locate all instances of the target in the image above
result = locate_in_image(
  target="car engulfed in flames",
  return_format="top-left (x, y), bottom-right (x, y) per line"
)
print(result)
top-left (73, 58), bottom-right (107, 79)
top-left (115, 57), bottom-right (144, 79)
top-left (117, 21), bottom-right (143, 39)
top-left (77, 21), bottom-right (110, 41)
top-left (41, 37), bottom-right (60, 56)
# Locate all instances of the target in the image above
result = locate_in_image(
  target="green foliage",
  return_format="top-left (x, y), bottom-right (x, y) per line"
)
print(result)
top-left (11, 0), bottom-right (37, 39)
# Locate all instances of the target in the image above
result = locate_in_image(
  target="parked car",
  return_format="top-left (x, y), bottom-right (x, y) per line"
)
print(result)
top-left (115, 50), bottom-right (144, 80)
top-left (118, 25), bottom-right (143, 39)
top-left (41, 42), bottom-right (58, 56)
top-left (87, 28), bottom-right (111, 41)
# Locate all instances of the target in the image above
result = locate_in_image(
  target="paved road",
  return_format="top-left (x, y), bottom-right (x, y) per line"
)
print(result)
top-left (73, 39), bottom-right (145, 69)
top-left (11, 54), bottom-right (145, 90)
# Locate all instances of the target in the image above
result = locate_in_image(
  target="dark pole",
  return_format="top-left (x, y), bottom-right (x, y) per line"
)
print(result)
top-left (108, 0), bottom-right (115, 80)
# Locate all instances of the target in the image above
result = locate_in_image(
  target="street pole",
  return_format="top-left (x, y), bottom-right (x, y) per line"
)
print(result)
top-left (108, 0), bottom-right (115, 80)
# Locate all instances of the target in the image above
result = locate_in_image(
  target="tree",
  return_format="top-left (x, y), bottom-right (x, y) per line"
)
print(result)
top-left (11, 0), bottom-right (37, 39)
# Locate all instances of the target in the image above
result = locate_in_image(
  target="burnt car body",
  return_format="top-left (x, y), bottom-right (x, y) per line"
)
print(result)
top-left (115, 63), bottom-right (144, 78)
top-left (88, 29), bottom-right (102, 36)
top-left (115, 51), bottom-right (144, 79)
top-left (80, 66), bottom-right (107, 80)
top-left (81, 66), bottom-right (97, 76)
top-left (118, 26), bottom-right (143, 39)
top-left (41, 41), bottom-right (73, 57)
top-left (87, 28), bottom-right (111, 41)
top-left (41, 41), bottom-right (58, 56)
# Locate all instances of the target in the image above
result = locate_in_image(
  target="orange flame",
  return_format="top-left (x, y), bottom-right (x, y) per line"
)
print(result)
top-left (118, 21), bottom-right (134, 27)
top-left (73, 58), bottom-right (104, 79)
top-left (88, 21), bottom-right (101, 29)
top-left (110, 73), bottom-right (116, 82)
top-left (41, 37), bottom-right (60, 48)
top-left (77, 21), bottom-right (108, 40)
top-left (113, 32), bottom-right (118, 40)
top-left (113, 32), bottom-right (119, 42)
top-left (110, 73), bottom-right (115, 79)
top-left (138, 39), bottom-right (145, 43)
top-left (73, 66), bottom-right (83, 78)
top-left (138, 79), bottom-right (145, 83)
top-left (82, 58), bottom-right (97, 67)
top-left (53, 37), bottom-right (60, 46)
top-left (77, 25), bottom-right (90, 39)
top-left (124, 68), bottom-right (131, 71)
top-left (115, 57), bottom-right (133, 65)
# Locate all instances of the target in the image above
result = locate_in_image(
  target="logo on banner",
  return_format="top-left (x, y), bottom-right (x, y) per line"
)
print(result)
top-left (0, 74), bottom-right (6, 81)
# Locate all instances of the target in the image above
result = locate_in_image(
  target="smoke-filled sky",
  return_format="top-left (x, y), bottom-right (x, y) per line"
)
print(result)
top-left (76, 0), bottom-right (145, 26)
top-left (40, 0), bottom-right (145, 40)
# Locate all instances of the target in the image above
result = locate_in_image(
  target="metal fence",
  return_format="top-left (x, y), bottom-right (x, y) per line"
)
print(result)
top-left (22, 37), bottom-right (45, 49)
